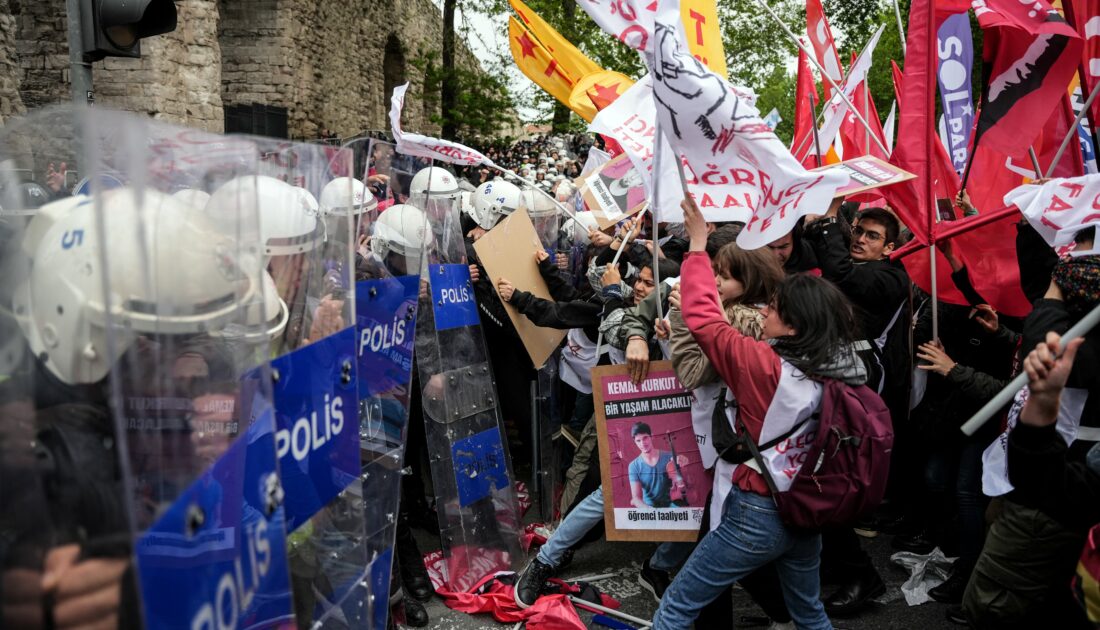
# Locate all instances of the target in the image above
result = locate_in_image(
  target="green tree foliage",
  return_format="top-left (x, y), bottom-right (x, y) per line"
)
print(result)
top-left (410, 46), bottom-right (517, 142)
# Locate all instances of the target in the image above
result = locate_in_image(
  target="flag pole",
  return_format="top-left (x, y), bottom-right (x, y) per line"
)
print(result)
top-left (1044, 79), bottom-right (1100, 179)
top-left (1028, 147), bottom-right (1043, 178)
top-left (790, 28), bottom-right (890, 159)
top-left (810, 92), bottom-right (824, 167)
top-left (961, 300), bottom-right (1100, 435)
top-left (492, 163), bottom-right (581, 222)
top-left (893, 0), bottom-right (907, 57)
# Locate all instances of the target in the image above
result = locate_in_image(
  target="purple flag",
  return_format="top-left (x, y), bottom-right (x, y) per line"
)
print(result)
top-left (936, 12), bottom-right (974, 174)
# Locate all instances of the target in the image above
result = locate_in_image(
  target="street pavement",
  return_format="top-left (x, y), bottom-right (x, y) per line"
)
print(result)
top-left (412, 524), bottom-right (960, 629)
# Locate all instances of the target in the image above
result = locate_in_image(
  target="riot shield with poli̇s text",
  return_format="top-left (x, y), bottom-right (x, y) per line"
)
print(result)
top-left (399, 162), bottom-right (524, 593)
top-left (0, 106), bottom-right (295, 629)
top-left (216, 135), bottom-right (369, 628)
top-left (342, 138), bottom-right (427, 628)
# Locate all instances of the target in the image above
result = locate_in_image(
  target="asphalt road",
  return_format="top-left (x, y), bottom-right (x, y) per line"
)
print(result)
top-left (411, 525), bottom-right (960, 629)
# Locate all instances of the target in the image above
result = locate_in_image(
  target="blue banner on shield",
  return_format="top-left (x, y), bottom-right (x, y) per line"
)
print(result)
top-left (452, 427), bottom-right (510, 507)
top-left (356, 275), bottom-right (419, 397)
top-left (429, 264), bottom-right (479, 331)
top-left (270, 327), bottom-right (360, 532)
top-left (135, 408), bottom-right (294, 630)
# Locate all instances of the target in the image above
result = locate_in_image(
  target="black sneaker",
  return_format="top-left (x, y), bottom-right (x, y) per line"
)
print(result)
top-left (929, 564), bottom-right (972, 604)
top-left (638, 558), bottom-right (672, 602)
top-left (891, 532), bottom-right (936, 555)
top-left (514, 558), bottom-right (554, 609)
top-left (945, 605), bottom-right (969, 626)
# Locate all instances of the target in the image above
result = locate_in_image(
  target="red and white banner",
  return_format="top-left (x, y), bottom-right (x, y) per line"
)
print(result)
top-left (647, 0), bottom-right (848, 249)
top-left (590, 75), bottom-right (781, 224)
top-left (1006, 174), bottom-right (1100, 254)
top-left (389, 83), bottom-right (496, 167)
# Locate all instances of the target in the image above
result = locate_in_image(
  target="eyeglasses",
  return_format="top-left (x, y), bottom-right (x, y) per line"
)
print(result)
top-left (852, 226), bottom-right (885, 242)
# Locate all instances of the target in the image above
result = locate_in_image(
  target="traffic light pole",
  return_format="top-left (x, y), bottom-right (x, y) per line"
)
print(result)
top-left (65, 0), bottom-right (94, 104)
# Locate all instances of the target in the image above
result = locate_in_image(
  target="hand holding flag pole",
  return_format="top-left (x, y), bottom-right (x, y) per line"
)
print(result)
top-left (961, 301), bottom-right (1100, 435)
top-left (752, 0), bottom-right (890, 157)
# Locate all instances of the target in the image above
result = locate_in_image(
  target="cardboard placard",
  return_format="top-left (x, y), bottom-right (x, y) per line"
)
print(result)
top-left (591, 362), bottom-right (709, 542)
top-left (575, 153), bottom-right (649, 229)
top-left (813, 155), bottom-right (916, 198)
top-left (472, 207), bottom-right (567, 369)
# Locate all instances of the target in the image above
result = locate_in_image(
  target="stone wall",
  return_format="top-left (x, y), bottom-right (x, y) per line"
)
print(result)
top-left (0, 0), bottom-right (24, 124)
top-left (3, 0), bottom-right (488, 137)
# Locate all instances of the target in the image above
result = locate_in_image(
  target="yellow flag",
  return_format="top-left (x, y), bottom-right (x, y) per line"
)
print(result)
top-left (509, 0), bottom-right (603, 80)
top-left (568, 71), bottom-right (635, 122)
top-left (509, 17), bottom-right (577, 108)
top-left (680, 0), bottom-right (727, 78)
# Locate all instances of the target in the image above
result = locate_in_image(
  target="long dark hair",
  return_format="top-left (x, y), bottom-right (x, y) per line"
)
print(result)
top-left (769, 274), bottom-right (860, 379)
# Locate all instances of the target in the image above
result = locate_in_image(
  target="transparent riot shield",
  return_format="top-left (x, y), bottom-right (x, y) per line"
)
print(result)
top-left (395, 156), bottom-right (524, 593)
top-left (0, 106), bottom-right (295, 629)
top-left (521, 187), bottom-right (563, 252)
top-left (213, 135), bottom-right (369, 628)
top-left (340, 138), bottom-right (426, 628)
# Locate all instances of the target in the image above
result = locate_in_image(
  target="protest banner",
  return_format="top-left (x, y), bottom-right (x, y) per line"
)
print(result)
top-left (576, 153), bottom-right (649, 228)
top-left (473, 208), bottom-right (567, 368)
top-left (1005, 174), bottom-right (1100, 256)
top-left (591, 363), bottom-right (709, 542)
top-left (814, 155), bottom-right (916, 198)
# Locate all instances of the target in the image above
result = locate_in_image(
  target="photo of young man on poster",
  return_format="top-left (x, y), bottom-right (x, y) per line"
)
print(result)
top-left (628, 421), bottom-right (690, 508)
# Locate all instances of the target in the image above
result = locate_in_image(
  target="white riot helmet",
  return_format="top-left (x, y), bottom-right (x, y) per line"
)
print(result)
top-left (370, 203), bottom-right (431, 262)
top-left (13, 189), bottom-right (258, 385)
top-left (560, 211), bottom-right (600, 246)
top-left (554, 180), bottom-right (577, 202)
top-left (410, 166), bottom-right (461, 199)
top-left (471, 179), bottom-right (522, 230)
top-left (171, 188), bottom-right (211, 210)
top-left (207, 175), bottom-right (321, 257)
top-left (520, 187), bottom-right (559, 218)
top-left (319, 177), bottom-right (376, 216)
top-left (212, 271), bottom-right (288, 344)
top-left (459, 191), bottom-right (476, 221)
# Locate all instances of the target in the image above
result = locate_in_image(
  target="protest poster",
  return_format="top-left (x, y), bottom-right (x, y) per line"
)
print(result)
top-left (592, 362), bottom-right (709, 542)
top-left (575, 153), bottom-right (649, 229)
top-left (815, 155), bottom-right (916, 198)
top-left (472, 208), bottom-right (567, 368)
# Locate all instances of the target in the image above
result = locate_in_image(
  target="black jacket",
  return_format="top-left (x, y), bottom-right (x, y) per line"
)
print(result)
top-left (1023, 298), bottom-right (1100, 443)
top-left (804, 217), bottom-right (911, 342)
top-left (509, 258), bottom-right (626, 342)
top-left (1008, 422), bottom-right (1100, 531)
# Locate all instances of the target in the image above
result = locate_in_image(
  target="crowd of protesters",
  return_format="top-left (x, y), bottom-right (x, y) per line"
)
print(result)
top-left (379, 137), bottom-right (1100, 629)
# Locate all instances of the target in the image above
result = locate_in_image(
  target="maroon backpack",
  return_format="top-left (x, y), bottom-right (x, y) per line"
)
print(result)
top-left (739, 379), bottom-right (894, 531)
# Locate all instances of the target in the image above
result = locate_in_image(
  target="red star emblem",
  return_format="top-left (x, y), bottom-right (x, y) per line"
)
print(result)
top-left (588, 82), bottom-right (622, 109)
top-left (516, 32), bottom-right (537, 59)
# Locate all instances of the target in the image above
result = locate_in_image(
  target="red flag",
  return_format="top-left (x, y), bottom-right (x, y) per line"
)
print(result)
top-left (881, 0), bottom-right (937, 245)
top-left (792, 48), bottom-right (822, 168)
top-left (805, 0), bottom-right (844, 99)
top-left (971, 0), bottom-right (1082, 155)
top-left (1036, 92), bottom-right (1087, 178)
top-left (1065, 0), bottom-right (1100, 133)
top-left (840, 53), bottom-right (889, 162)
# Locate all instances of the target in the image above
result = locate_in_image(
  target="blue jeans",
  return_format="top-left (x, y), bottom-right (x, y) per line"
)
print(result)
top-left (652, 486), bottom-right (832, 630)
top-left (537, 488), bottom-right (690, 572)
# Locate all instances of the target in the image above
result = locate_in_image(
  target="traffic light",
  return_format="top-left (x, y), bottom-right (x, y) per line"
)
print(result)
top-left (79, 0), bottom-right (178, 61)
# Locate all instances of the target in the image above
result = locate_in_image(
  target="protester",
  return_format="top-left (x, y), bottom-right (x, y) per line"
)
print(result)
top-left (651, 195), bottom-right (865, 629)
top-left (963, 234), bottom-right (1100, 629)
top-left (801, 201), bottom-right (910, 616)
